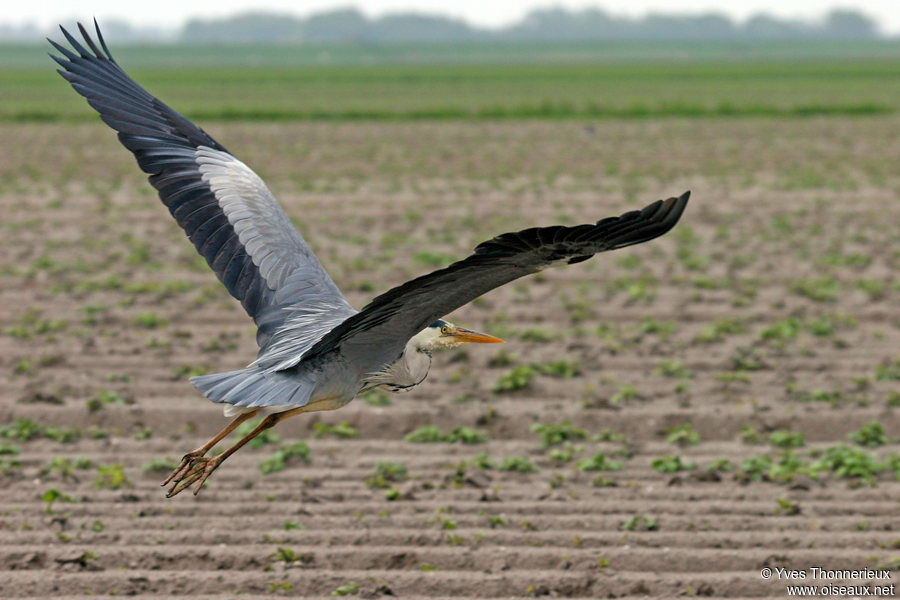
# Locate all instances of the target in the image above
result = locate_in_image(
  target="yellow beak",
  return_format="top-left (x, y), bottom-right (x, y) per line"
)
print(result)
top-left (447, 326), bottom-right (505, 344)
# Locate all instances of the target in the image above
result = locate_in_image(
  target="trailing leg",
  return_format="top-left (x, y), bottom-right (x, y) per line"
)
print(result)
top-left (166, 406), bottom-right (308, 498)
top-left (161, 409), bottom-right (259, 487)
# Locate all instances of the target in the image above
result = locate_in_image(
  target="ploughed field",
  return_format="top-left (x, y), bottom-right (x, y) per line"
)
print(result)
top-left (0, 117), bottom-right (898, 598)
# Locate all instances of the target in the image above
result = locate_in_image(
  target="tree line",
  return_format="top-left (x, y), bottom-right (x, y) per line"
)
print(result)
top-left (0, 7), bottom-right (883, 43)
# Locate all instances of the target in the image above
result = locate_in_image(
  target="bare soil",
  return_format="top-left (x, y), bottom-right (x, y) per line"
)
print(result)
top-left (0, 119), bottom-right (898, 598)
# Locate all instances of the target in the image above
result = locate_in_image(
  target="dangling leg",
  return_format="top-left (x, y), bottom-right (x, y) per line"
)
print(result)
top-left (165, 405), bottom-right (309, 498)
top-left (161, 409), bottom-right (259, 487)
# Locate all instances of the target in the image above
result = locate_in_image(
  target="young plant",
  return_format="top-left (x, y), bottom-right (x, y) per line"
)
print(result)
top-left (404, 425), bottom-right (446, 443)
top-left (313, 421), bottom-right (359, 439)
top-left (694, 318), bottom-right (745, 343)
top-left (775, 498), bottom-right (801, 516)
top-left (530, 421), bottom-right (587, 449)
top-left (610, 383), bottom-right (641, 404)
top-left (39, 456), bottom-right (95, 480)
top-left (142, 458), bottom-right (179, 474)
top-left (620, 515), bottom-right (658, 531)
top-left (769, 430), bottom-right (804, 448)
top-left (848, 421), bottom-right (887, 447)
top-left (651, 455), bottom-right (696, 473)
top-left (42, 487), bottom-right (77, 513)
top-left (665, 423), bottom-right (700, 446)
top-left (491, 365), bottom-right (536, 393)
top-left (576, 452), bottom-right (622, 472)
top-left (498, 456), bottom-right (538, 473)
top-left (365, 462), bottom-right (408, 489)
top-left (93, 464), bottom-right (132, 490)
top-left (811, 444), bottom-right (885, 484)
top-left (790, 276), bottom-right (841, 302)
top-left (655, 359), bottom-right (692, 379)
top-left (260, 441), bottom-right (311, 474)
top-left (86, 389), bottom-right (131, 413)
top-left (533, 359), bottom-right (580, 378)
top-left (446, 427), bottom-right (488, 444)
top-left (0, 419), bottom-right (44, 441)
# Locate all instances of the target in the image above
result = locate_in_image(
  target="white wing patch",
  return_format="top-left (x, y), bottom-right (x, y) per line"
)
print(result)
top-left (195, 146), bottom-right (305, 289)
top-left (196, 146), bottom-right (357, 370)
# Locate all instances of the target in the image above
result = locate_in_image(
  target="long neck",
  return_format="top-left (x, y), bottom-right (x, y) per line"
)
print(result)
top-left (367, 348), bottom-right (431, 392)
top-left (394, 349), bottom-right (432, 390)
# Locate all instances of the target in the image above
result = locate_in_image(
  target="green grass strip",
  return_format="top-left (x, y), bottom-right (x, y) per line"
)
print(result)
top-left (2, 102), bottom-right (890, 123)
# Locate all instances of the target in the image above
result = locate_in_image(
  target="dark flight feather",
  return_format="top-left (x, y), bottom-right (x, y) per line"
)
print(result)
top-left (304, 192), bottom-right (689, 362)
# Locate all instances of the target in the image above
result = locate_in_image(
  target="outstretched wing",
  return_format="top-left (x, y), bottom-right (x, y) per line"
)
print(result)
top-left (49, 22), bottom-right (354, 347)
top-left (304, 193), bottom-right (689, 362)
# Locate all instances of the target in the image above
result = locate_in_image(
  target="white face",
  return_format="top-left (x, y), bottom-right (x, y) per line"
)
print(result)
top-left (407, 320), bottom-right (504, 353)
top-left (408, 323), bottom-right (463, 352)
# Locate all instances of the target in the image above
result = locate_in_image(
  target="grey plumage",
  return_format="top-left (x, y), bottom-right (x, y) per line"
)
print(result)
top-left (51, 22), bottom-right (690, 420)
top-left (48, 22), bottom-right (352, 354)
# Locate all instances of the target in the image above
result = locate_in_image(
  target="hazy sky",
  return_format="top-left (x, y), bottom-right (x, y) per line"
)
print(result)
top-left (11, 0), bottom-right (900, 33)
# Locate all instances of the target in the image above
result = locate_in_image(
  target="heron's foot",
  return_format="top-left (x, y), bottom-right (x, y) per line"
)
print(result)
top-left (165, 455), bottom-right (221, 498)
top-left (160, 450), bottom-right (206, 487)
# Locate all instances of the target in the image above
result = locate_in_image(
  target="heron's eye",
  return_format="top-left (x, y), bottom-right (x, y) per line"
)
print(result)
top-left (440, 326), bottom-right (450, 334)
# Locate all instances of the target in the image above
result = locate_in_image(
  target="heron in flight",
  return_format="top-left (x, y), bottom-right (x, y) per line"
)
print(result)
top-left (50, 22), bottom-right (689, 497)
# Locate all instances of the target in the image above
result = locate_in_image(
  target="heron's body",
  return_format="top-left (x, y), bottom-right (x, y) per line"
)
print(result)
top-left (50, 22), bottom-right (689, 497)
top-left (197, 318), bottom-right (460, 417)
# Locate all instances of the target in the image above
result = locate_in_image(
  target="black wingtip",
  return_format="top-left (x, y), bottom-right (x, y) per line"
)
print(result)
top-left (667, 190), bottom-right (690, 222)
top-left (601, 190), bottom-right (690, 250)
top-left (77, 21), bottom-right (103, 59)
top-left (660, 190), bottom-right (690, 223)
top-left (92, 18), bottom-right (115, 61)
top-left (50, 20), bottom-right (114, 64)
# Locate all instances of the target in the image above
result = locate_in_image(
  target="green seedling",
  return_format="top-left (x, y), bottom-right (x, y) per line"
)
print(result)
top-left (775, 498), bottom-right (801, 516)
top-left (665, 423), bottom-right (700, 445)
top-left (0, 419), bottom-right (44, 441)
top-left (576, 452), bottom-right (622, 471)
top-left (498, 456), bottom-right (538, 473)
top-left (533, 359), bottom-right (580, 378)
top-left (39, 456), bottom-right (94, 479)
top-left (651, 455), bottom-right (696, 473)
top-left (142, 458), bottom-right (178, 474)
top-left (365, 462), bottom-right (408, 489)
top-left (769, 430), bottom-right (804, 448)
top-left (260, 441), bottom-right (311, 474)
top-left (331, 582), bottom-right (360, 596)
top-left (848, 421), bottom-right (887, 446)
top-left (621, 514), bottom-right (658, 531)
top-left (42, 487), bottom-right (77, 513)
top-left (491, 365), bottom-right (535, 392)
top-left (530, 421), bottom-right (587, 448)
top-left (610, 384), bottom-right (641, 403)
top-left (93, 464), bottom-right (132, 490)
top-left (655, 359), bottom-right (692, 379)
top-left (313, 421), bottom-right (359, 439)
top-left (404, 425), bottom-right (446, 443)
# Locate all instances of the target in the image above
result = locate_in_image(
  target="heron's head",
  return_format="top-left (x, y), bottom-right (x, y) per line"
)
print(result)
top-left (410, 319), bottom-right (505, 352)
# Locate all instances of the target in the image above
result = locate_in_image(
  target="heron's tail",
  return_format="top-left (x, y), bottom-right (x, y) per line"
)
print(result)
top-left (190, 368), bottom-right (313, 414)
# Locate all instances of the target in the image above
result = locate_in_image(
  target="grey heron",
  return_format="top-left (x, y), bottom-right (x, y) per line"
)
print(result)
top-left (50, 22), bottom-right (689, 497)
